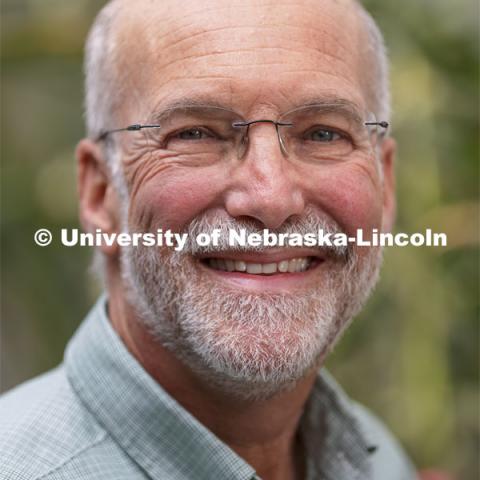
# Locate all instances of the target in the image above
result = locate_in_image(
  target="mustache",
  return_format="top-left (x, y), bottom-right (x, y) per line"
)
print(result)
top-left (179, 207), bottom-right (350, 259)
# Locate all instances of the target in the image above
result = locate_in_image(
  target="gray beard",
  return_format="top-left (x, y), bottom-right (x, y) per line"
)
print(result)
top-left (120, 209), bottom-right (383, 401)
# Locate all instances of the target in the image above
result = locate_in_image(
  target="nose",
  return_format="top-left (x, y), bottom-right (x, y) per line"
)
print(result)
top-left (225, 123), bottom-right (306, 229)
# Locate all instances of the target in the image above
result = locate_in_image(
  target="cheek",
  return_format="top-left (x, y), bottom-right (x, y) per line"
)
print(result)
top-left (129, 167), bottom-right (226, 231)
top-left (308, 163), bottom-right (384, 236)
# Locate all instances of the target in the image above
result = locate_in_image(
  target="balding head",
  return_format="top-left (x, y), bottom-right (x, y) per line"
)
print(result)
top-left (84, 0), bottom-right (390, 154)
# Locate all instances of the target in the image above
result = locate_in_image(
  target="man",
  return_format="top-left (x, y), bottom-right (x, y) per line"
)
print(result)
top-left (0, 0), bottom-right (417, 478)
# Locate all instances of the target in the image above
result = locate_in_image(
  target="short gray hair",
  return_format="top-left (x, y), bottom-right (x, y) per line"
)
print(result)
top-left (84, 0), bottom-right (127, 185)
top-left (85, 1), bottom-right (120, 142)
top-left (355, 3), bottom-right (391, 123)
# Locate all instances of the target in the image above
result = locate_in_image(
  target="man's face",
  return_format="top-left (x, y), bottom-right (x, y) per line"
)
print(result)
top-left (108, 0), bottom-right (394, 399)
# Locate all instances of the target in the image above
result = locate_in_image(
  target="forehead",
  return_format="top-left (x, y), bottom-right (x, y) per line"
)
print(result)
top-left (113, 0), bottom-right (368, 118)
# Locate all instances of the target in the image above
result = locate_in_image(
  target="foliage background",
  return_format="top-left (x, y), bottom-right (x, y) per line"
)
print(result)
top-left (1, 0), bottom-right (478, 477)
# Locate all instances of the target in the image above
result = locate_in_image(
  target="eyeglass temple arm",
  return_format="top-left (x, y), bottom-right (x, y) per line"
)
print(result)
top-left (365, 121), bottom-right (389, 129)
top-left (365, 121), bottom-right (389, 140)
top-left (95, 124), bottom-right (161, 142)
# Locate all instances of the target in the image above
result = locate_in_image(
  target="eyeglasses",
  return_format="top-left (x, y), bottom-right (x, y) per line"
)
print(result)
top-left (95, 104), bottom-right (389, 165)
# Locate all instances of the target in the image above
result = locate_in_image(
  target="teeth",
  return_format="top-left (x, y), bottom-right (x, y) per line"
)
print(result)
top-left (262, 263), bottom-right (277, 274)
top-left (208, 257), bottom-right (312, 275)
top-left (235, 260), bottom-right (247, 272)
top-left (288, 259), bottom-right (298, 273)
top-left (278, 260), bottom-right (289, 273)
top-left (246, 263), bottom-right (262, 274)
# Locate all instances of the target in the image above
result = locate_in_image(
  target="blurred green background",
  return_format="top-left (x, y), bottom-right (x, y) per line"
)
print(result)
top-left (1, 0), bottom-right (478, 477)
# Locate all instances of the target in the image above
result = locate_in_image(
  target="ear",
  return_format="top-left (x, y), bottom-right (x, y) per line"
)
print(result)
top-left (76, 139), bottom-right (123, 257)
top-left (380, 137), bottom-right (397, 233)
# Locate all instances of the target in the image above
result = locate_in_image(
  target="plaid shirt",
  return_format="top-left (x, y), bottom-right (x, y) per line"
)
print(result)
top-left (0, 296), bottom-right (416, 480)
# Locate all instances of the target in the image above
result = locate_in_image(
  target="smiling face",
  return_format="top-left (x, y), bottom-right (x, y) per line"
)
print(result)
top-left (81, 0), bottom-right (396, 399)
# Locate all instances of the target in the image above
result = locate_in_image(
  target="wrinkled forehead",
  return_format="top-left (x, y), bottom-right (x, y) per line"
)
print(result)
top-left (112, 0), bottom-right (369, 121)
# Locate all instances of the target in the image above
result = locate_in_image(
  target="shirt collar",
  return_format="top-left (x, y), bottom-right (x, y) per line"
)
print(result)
top-left (65, 295), bottom-right (374, 480)
top-left (65, 295), bottom-right (257, 480)
top-left (301, 371), bottom-right (375, 479)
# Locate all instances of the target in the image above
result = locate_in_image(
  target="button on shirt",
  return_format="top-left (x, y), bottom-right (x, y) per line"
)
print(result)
top-left (0, 296), bottom-right (416, 480)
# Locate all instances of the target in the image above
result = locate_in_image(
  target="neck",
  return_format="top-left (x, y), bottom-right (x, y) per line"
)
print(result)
top-left (107, 279), bottom-right (317, 480)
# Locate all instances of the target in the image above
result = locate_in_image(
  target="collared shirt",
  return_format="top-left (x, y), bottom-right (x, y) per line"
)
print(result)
top-left (0, 296), bottom-right (416, 480)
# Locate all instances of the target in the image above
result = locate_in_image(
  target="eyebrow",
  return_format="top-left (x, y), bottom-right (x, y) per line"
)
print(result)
top-left (147, 94), bottom-right (365, 124)
top-left (148, 97), bottom-right (237, 124)
top-left (287, 95), bottom-right (365, 123)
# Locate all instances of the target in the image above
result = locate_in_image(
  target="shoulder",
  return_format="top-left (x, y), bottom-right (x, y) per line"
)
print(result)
top-left (351, 401), bottom-right (417, 480)
top-left (314, 371), bottom-right (418, 480)
top-left (0, 366), bottom-right (108, 480)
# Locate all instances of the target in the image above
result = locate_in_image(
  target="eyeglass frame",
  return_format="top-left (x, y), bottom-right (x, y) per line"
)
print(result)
top-left (94, 103), bottom-right (390, 158)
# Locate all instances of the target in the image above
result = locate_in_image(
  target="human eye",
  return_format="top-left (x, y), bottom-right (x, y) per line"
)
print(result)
top-left (304, 126), bottom-right (343, 142)
top-left (174, 127), bottom-right (216, 141)
top-left (293, 123), bottom-right (356, 159)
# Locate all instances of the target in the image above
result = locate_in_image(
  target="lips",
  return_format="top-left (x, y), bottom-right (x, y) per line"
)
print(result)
top-left (196, 249), bottom-right (328, 293)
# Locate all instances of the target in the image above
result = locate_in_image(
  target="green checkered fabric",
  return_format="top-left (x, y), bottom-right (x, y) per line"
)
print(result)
top-left (0, 296), bottom-right (416, 479)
